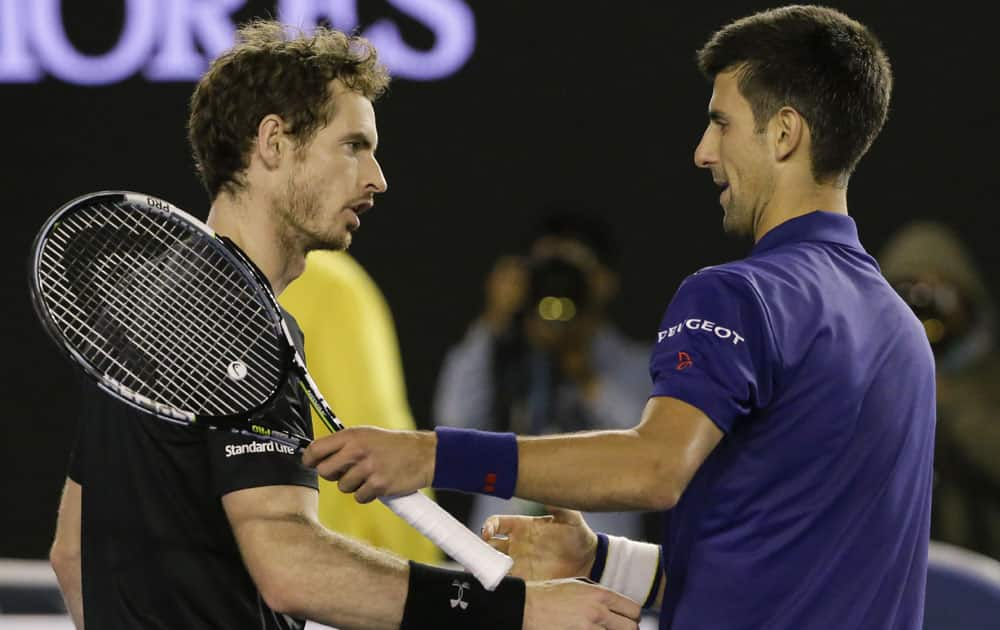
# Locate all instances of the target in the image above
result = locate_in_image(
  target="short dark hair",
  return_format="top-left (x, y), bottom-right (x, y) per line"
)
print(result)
top-left (188, 20), bottom-right (390, 200)
top-left (697, 5), bottom-right (892, 184)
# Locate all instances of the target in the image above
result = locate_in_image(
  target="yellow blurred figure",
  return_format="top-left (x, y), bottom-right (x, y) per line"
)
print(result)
top-left (280, 250), bottom-right (442, 563)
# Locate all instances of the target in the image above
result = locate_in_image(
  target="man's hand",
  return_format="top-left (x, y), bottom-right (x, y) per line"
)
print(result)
top-left (482, 508), bottom-right (598, 581)
top-left (483, 255), bottom-right (527, 334)
top-left (524, 579), bottom-right (640, 630)
top-left (302, 427), bottom-right (435, 502)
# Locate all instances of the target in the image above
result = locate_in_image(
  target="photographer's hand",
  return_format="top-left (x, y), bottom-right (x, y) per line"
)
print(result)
top-left (483, 255), bottom-right (527, 334)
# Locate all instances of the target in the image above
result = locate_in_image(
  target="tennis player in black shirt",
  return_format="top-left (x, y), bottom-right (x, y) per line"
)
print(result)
top-left (47, 20), bottom-right (640, 630)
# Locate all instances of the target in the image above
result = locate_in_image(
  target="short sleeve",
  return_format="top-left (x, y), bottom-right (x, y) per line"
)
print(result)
top-left (68, 384), bottom-right (91, 485)
top-left (210, 313), bottom-right (318, 497)
top-left (207, 421), bottom-right (318, 497)
top-left (68, 377), bottom-right (104, 485)
top-left (649, 269), bottom-right (776, 433)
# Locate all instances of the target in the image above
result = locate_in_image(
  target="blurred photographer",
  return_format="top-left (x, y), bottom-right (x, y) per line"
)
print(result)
top-left (880, 222), bottom-right (1000, 559)
top-left (434, 209), bottom-right (650, 538)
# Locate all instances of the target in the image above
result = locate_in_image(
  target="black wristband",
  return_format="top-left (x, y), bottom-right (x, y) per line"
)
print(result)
top-left (400, 561), bottom-right (525, 630)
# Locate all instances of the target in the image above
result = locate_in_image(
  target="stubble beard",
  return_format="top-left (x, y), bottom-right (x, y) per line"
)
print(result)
top-left (278, 172), bottom-right (351, 257)
top-left (722, 162), bottom-right (774, 242)
top-left (722, 200), bottom-right (755, 240)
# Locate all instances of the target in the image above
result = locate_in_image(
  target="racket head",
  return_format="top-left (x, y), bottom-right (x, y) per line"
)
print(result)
top-left (29, 191), bottom-right (293, 425)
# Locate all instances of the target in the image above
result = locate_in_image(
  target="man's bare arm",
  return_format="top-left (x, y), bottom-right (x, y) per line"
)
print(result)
top-left (514, 397), bottom-right (724, 510)
top-left (306, 396), bottom-right (723, 512)
top-left (223, 484), bottom-right (408, 629)
top-left (50, 478), bottom-right (84, 629)
top-left (224, 484), bottom-right (642, 629)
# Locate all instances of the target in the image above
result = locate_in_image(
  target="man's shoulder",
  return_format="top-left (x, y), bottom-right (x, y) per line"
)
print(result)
top-left (678, 261), bottom-right (765, 301)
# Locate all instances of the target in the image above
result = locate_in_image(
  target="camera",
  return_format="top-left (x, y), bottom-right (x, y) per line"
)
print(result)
top-left (525, 254), bottom-right (593, 325)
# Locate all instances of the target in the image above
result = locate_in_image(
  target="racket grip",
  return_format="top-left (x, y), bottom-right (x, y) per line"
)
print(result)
top-left (380, 492), bottom-right (513, 590)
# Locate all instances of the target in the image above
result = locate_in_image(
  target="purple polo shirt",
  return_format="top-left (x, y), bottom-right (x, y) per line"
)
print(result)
top-left (650, 212), bottom-right (935, 629)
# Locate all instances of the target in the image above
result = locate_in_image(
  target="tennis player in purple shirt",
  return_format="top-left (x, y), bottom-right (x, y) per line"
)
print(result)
top-left (305, 6), bottom-right (935, 628)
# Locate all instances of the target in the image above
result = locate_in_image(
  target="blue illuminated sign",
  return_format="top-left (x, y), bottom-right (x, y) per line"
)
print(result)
top-left (0, 0), bottom-right (475, 85)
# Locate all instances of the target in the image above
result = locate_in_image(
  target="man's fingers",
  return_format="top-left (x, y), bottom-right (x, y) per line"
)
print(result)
top-left (486, 536), bottom-right (510, 555)
top-left (481, 514), bottom-right (543, 540)
top-left (313, 450), bottom-right (359, 482)
top-left (481, 515), bottom-right (499, 540)
top-left (302, 433), bottom-right (346, 468)
top-left (336, 462), bottom-right (369, 495)
top-left (598, 609), bottom-right (640, 630)
top-left (546, 506), bottom-right (584, 525)
top-left (353, 479), bottom-right (381, 504)
top-left (603, 590), bottom-right (642, 622)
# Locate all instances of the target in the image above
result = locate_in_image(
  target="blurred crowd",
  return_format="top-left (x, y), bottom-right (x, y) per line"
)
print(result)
top-left (879, 222), bottom-right (1000, 560)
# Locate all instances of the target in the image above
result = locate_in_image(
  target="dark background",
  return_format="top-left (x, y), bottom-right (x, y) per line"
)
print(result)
top-left (3, 0), bottom-right (997, 558)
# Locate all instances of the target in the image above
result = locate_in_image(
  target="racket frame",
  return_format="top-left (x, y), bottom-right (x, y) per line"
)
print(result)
top-left (29, 190), bottom-right (303, 446)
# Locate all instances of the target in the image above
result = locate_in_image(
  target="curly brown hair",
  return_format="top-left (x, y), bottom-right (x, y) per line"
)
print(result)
top-left (188, 20), bottom-right (390, 200)
top-left (697, 6), bottom-right (892, 185)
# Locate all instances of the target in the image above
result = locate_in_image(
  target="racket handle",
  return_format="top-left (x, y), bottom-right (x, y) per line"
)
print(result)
top-left (380, 492), bottom-right (513, 590)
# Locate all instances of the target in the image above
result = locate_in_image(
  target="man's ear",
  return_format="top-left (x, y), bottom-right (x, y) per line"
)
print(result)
top-left (773, 106), bottom-right (805, 162)
top-left (256, 114), bottom-right (288, 170)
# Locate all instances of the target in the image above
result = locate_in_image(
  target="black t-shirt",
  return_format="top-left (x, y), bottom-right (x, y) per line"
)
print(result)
top-left (69, 311), bottom-right (317, 630)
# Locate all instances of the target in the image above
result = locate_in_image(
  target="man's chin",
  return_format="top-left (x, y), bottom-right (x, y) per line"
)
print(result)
top-left (307, 232), bottom-right (352, 253)
top-left (721, 211), bottom-right (753, 240)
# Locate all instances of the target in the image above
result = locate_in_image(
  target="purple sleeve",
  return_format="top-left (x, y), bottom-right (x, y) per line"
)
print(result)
top-left (649, 269), bottom-right (777, 433)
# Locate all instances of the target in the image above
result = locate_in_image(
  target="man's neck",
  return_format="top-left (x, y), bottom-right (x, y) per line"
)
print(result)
top-left (753, 180), bottom-right (848, 243)
top-left (206, 192), bottom-right (305, 296)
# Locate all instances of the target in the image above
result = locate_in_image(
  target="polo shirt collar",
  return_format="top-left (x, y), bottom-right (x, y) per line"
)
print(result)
top-left (751, 211), bottom-right (861, 257)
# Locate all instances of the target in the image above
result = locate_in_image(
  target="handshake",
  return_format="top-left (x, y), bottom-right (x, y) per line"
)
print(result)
top-left (303, 429), bottom-right (659, 629)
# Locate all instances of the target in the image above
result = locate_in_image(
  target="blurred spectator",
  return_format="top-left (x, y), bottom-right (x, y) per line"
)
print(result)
top-left (434, 207), bottom-right (651, 538)
top-left (880, 222), bottom-right (1000, 560)
top-left (280, 250), bottom-right (441, 564)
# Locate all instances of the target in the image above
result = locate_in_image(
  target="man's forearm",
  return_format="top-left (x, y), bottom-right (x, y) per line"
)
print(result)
top-left (475, 397), bottom-right (722, 512)
top-left (51, 479), bottom-right (83, 628)
top-left (309, 397), bottom-right (720, 515)
top-left (51, 553), bottom-right (84, 628)
top-left (514, 430), bottom-right (673, 511)
top-left (233, 512), bottom-right (408, 629)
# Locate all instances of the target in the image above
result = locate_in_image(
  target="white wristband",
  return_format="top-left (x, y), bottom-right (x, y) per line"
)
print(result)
top-left (599, 535), bottom-right (662, 605)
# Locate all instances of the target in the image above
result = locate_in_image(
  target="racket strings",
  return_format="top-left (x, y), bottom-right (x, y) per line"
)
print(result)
top-left (48, 205), bottom-right (279, 413)
top-left (94, 205), bottom-right (284, 410)
top-left (37, 200), bottom-right (285, 416)
top-left (40, 226), bottom-right (164, 386)
top-left (42, 212), bottom-right (247, 411)
top-left (44, 212), bottom-right (220, 399)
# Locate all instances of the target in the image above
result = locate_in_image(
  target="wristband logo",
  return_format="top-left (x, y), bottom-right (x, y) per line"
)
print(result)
top-left (450, 580), bottom-right (470, 610)
top-left (658, 318), bottom-right (745, 345)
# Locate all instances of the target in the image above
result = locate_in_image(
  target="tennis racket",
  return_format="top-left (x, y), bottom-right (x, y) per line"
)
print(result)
top-left (29, 190), bottom-right (513, 590)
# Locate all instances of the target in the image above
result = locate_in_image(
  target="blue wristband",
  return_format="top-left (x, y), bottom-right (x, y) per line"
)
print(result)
top-left (432, 427), bottom-right (518, 498)
top-left (588, 533), bottom-right (609, 582)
